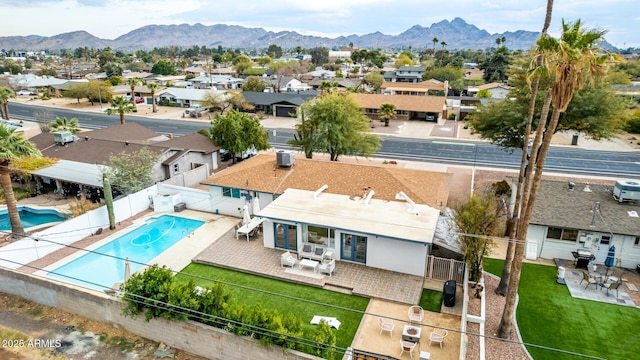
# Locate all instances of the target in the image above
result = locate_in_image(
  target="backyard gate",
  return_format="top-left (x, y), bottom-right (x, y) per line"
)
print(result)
top-left (425, 255), bottom-right (465, 284)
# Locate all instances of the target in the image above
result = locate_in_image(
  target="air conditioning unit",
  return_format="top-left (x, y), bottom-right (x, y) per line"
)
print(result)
top-left (53, 131), bottom-right (75, 145)
top-left (276, 150), bottom-right (295, 167)
top-left (613, 180), bottom-right (640, 202)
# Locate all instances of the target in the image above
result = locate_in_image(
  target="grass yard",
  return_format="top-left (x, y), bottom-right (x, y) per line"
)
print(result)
top-left (176, 263), bottom-right (369, 353)
top-left (484, 258), bottom-right (640, 360)
top-left (419, 289), bottom-right (443, 313)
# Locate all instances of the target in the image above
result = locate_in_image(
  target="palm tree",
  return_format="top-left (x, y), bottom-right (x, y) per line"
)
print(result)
top-left (432, 37), bottom-right (439, 55)
top-left (495, 0), bottom-right (554, 298)
top-left (0, 87), bottom-right (16, 120)
top-left (497, 18), bottom-right (608, 340)
top-left (125, 78), bottom-right (141, 104)
top-left (378, 103), bottom-right (396, 127)
top-left (49, 117), bottom-right (81, 134)
top-left (106, 96), bottom-right (136, 124)
top-left (440, 41), bottom-right (447, 51)
top-left (0, 124), bottom-right (42, 238)
top-left (146, 82), bottom-right (158, 113)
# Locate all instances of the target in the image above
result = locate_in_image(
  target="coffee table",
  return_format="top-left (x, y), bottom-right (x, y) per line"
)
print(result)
top-left (299, 259), bottom-right (319, 273)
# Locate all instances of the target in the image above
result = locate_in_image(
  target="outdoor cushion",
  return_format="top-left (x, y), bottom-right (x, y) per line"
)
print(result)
top-left (302, 244), bottom-right (313, 252)
top-left (314, 247), bottom-right (324, 256)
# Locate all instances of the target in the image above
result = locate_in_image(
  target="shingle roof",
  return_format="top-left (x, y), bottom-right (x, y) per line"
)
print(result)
top-left (156, 87), bottom-right (214, 101)
top-left (380, 79), bottom-right (446, 91)
top-left (34, 136), bottom-right (163, 165)
top-left (530, 181), bottom-right (640, 236)
top-left (350, 93), bottom-right (446, 112)
top-left (242, 91), bottom-right (318, 106)
top-left (201, 153), bottom-right (451, 210)
top-left (152, 132), bottom-right (219, 154)
top-left (76, 123), bottom-right (167, 144)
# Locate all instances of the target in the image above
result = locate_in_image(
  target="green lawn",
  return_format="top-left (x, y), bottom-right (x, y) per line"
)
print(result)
top-left (176, 263), bottom-right (369, 352)
top-left (484, 258), bottom-right (640, 360)
top-left (419, 289), bottom-right (443, 313)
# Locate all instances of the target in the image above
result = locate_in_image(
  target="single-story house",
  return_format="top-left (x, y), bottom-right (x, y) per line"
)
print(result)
top-left (242, 91), bottom-right (318, 117)
top-left (526, 180), bottom-right (640, 269)
top-left (350, 93), bottom-right (447, 122)
top-left (155, 87), bottom-right (217, 108)
top-left (383, 66), bottom-right (426, 83)
top-left (258, 188), bottom-right (440, 276)
top-left (307, 78), bottom-right (360, 90)
top-left (199, 152), bottom-right (450, 216)
top-left (188, 74), bottom-right (244, 90)
top-left (465, 82), bottom-right (511, 99)
top-left (380, 79), bottom-right (447, 96)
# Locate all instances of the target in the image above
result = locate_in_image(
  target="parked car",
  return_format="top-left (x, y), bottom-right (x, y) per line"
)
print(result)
top-left (125, 96), bottom-right (145, 103)
top-left (16, 90), bottom-right (34, 96)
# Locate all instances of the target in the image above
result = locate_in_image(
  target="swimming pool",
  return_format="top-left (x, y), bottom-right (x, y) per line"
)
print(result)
top-left (0, 206), bottom-right (69, 230)
top-left (47, 215), bottom-right (205, 291)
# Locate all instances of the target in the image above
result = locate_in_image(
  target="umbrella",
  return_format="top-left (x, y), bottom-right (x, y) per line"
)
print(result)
top-left (123, 258), bottom-right (131, 283)
top-left (252, 196), bottom-right (261, 215)
top-left (242, 204), bottom-right (251, 225)
top-left (604, 245), bottom-right (616, 276)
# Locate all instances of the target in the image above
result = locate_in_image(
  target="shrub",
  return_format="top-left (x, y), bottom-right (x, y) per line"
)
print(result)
top-left (68, 198), bottom-right (99, 217)
top-left (626, 117), bottom-right (640, 134)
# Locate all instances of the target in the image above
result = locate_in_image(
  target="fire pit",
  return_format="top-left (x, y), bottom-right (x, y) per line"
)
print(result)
top-left (407, 328), bottom-right (418, 335)
top-left (402, 325), bottom-right (421, 343)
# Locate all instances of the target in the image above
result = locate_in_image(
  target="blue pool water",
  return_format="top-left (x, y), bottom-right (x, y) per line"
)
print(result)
top-left (0, 206), bottom-right (69, 230)
top-left (47, 215), bottom-right (204, 291)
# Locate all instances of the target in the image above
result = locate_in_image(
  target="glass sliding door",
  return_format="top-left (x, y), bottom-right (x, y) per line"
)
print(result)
top-left (275, 223), bottom-right (297, 250)
top-left (341, 233), bottom-right (366, 263)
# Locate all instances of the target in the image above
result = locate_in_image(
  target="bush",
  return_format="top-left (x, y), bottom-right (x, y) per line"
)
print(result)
top-left (626, 117), bottom-right (640, 134)
top-left (68, 198), bottom-right (99, 216)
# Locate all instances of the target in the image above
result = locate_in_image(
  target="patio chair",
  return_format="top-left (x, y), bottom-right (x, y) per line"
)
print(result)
top-left (603, 280), bottom-right (621, 297)
top-left (399, 340), bottom-right (417, 359)
top-left (280, 251), bottom-right (297, 268)
top-left (319, 259), bottom-right (335, 276)
top-left (429, 328), bottom-right (448, 348)
top-left (377, 317), bottom-right (394, 337)
top-left (579, 271), bottom-right (598, 289)
top-left (408, 305), bottom-right (424, 323)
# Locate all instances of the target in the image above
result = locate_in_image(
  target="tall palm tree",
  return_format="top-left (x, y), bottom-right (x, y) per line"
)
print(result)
top-left (432, 37), bottom-right (439, 55)
top-left (125, 78), bottom-right (141, 104)
top-left (146, 82), bottom-right (158, 113)
top-left (498, 18), bottom-right (608, 340)
top-left (495, 0), bottom-right (554, 297)
top-left (0, 87), bottom-right (16, 120)
top-left (0, 124), bottom-right (42, 238)
top-left (49, 117), bottom-right (81, 134)
top-left (106, 96), bottom-right (136, 124)
top-left (440, 41), bottom-right (447, 51)
top-left (378, 103), bottom-right (396, 127)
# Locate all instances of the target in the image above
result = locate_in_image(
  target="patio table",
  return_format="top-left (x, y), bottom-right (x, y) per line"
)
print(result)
top-left (299, 259), bottom-right (319, 273)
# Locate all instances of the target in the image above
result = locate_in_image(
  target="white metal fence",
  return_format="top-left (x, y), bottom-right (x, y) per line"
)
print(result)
top-left (425, 255), bottom-right (465, 284)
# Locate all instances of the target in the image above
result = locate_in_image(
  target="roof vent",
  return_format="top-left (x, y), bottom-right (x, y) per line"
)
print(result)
top-left (568, 182), bottom-right (575, 191)
top-left (613, 180), bottom-right (640, 203)
top-left (583, 184), bottom-right (592, 192)
top-left (276, 150), bottom-right (295, 167)
top-left (53, 131), bottom-right (75, 145)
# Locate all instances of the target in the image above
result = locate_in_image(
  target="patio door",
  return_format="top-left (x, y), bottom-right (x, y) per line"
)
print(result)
top-left (596, 235), bottom-right (611, 262)
top-left (275, 223), bottom-right (297, 251)
top-left (341, 233), bottom-right (366, 263)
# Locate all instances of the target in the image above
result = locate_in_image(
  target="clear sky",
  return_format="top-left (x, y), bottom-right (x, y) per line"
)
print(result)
top-left (2, 0), bottom-right (638, 48)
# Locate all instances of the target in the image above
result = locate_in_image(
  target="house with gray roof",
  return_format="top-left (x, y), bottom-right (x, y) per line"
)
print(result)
top-left (383, 66), bottom-right (426, 83)
top-left (155, 87), bottom-right (219, 108)
top-left (242, 91), bottom-right (318, 117)
top-left (525, 180), bottom-right (640, 269)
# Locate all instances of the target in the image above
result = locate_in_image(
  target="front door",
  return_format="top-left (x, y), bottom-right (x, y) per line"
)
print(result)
top-left (341, 233), bottom-right (367, 263)
top-left (596, 234), bottom-right (611, 262)
top-left (275, 223), bottom-right (297, 251)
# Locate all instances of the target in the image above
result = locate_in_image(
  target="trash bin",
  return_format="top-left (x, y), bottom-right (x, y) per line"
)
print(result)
top-left (557, 266), bottom-right (565, 279)
top-left (443, 280), bottom-right (456, 307)
top-left (571, 134), bottom-right (579, 145)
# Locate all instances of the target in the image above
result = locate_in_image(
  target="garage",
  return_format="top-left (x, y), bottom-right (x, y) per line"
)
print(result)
top-left (275, 105), bottom-right (297, 117)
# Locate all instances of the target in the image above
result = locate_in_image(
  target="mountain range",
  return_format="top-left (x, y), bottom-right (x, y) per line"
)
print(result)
top-left (0, 18), bottom-right (609, 52)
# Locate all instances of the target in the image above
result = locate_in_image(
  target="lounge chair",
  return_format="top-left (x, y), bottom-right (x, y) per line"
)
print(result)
top-left (429, 329), bottom-right (448, 348)
top-left (408, 305), bottom-right (424, 323)
top-left (378, 317), bottom-right (394, 337)
top-left (319, 259), bottom-right (335, 276)
top-left (281, 251), bottom-right (297, 268)
top-left (399, 340), bottom-right (417, 359)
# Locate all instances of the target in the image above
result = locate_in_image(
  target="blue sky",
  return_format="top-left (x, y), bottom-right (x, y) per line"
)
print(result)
top-left (2, 0), bottom-right (638, 48)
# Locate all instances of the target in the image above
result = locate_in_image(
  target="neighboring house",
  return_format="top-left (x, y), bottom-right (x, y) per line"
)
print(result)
top-left (188, 74), bottom-right (244, 90)
top-left (380, 79), bottom-right (447, 96)
top-left (465, 82), bottom-right (510, 99)
top-left (525, 180), bottom-right (640, 268)
top-left (350, 93), bottom-right (446, 122)
top-left (328, 50), bottom-right (352, 61)
top-left (155, 87), bottom-right (216, 108)
top-left (463, 68), bottom-right (485, 86)
top-left (301, 69), bottom-right (336, 81)
top-left (448, 96), bottom-right (496, 121)
top-left (242, 91), bottom-right (318, 117)
top-left (383, 66), bottom-right (426, 83)
top-left (29, 123), bottom-right (220, 193)
top-left (307, 78), bottom-right (360, 90)
top-left (147, 75), bottom-right (186, 86)
top-left (259, 188), bottom-right (440, 276)
top-left (112, 84), bottom-right (161, 103)
top-left (259, 76), bottom-right (313, 93)
top-left (200, 153), bottom-right (450, 216)
top-left (48, 79), bottom-right (89, 98)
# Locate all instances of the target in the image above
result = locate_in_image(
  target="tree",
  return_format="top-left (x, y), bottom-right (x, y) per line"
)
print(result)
top-left (64, 82), bottom-right (89, 103)
top-left (267, 44), bottom-right (283, 59)
top-left (102, 62), bottom-right (123, 77)
top-left (422, 66), bottom-right (464, 94)
top-left (104, 147), bottom-right (159, 194)
top-left (0, 125), bottom-right (42, 237)
top-left (241, 76), bottom-right (266, 92)
top-left (309, 47), bottom-right (329, 67)
top-left (288, 92), bottom-right (381, 161)
top-left (394, 53), bottom-right (414, 68)
top-left (0, 87), bottom-right (16, 120)
top-left (146, 82), bottom-right (158, 113)
top-left (432, 37), bottom-right (439, 55)
top-left (497, 19), bottom-right (609, 340)
top-left (87, 80), bottom-right (113, 106)
top-left (476, 89), bottom-right (492, 98)
top-left (49, 117), bottom-right (81, 134)
top-left (451, 192), bottom-right (501, 283)
top-left (125, 78), bottom-right (141, 104)
top-left (151, 59), bottom-right (178, 75)
top-left (205, 109), bottom-right (270, 164)
top-left (378, 103), bottom-right (396, 127)
top-left (480, 46), bottom-right (513, 82)
top-left (106, 96), bottom-right (136, 124)
top-left (364, 72), bottom-right (384, 91)
top-left (255, 56), bottom-right (272, 67)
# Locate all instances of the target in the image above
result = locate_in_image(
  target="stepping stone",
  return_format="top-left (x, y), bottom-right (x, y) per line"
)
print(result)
top-left (626, 283), bottom-right (638, 291)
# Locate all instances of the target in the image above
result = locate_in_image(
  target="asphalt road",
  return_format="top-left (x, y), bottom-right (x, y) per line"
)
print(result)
top-left (8, 102), bottom-right (640, 179)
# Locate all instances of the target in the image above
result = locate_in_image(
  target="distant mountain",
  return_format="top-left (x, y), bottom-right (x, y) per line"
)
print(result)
top-left (0, 18), bottom-right (606, 52)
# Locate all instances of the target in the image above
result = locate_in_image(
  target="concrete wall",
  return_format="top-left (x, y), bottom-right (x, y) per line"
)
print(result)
top-left (156, 183), bottom-right (212, 213)
top-left (161, 164), bottom-right (210, 188)
top-left (206, 186), bottom-right (274, 217)
top-left (0, 268), bottom-right (320, 360)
